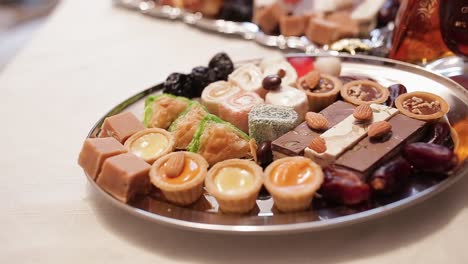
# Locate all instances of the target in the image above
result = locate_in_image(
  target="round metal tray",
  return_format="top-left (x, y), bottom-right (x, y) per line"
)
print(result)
top-left (85, 54), bottom-right (468, 234)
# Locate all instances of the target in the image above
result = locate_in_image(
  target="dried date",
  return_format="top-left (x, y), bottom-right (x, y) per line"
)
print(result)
top-left (320, 167), bottom-right (371, 205)
top-left (369, 158), bottom-right (412, 195)
top-left (257, 141), bottom-right (273, 168)
top-left (385, 84), bottom-right (407, 107)
top-left (426, 122), bottom-right (451, 145)
top-left (403, 142), bottom-right (457, 173)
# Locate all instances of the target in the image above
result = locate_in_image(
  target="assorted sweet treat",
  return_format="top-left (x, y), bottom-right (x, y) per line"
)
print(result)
top-left (160, 0), bottom-right (253, 22)
top-left (151, 0), bottom-right (398, 47)
top-left (205, 159), bottom-right (263, 213)
top-left (254, 0), bottom-right (388, 45)
top-left (150, 152), bottom-right (209, 205)
top-left (79, 53), bottom-right (462, 216)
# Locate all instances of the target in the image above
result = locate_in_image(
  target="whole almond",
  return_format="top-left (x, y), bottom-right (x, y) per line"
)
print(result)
top-left (165, 152), bottom-right (185, 178)
top-left (308, 137), bottom-right (326, 153)
top-left (353, 104), bottom-right (373, 122)
top-left (306, 112), bottom-right (329, 131)
top-left (305, 71), bottom-right (321, 88)
top-left (368, 121), bottom-right (392, 139)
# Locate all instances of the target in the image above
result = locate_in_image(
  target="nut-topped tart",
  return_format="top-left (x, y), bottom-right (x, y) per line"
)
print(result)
top-left (297, 71), bottom-right (343, 112)
top-left (78, 53), bottom-right (466, 233)
top-left (341, 80), bottom-right (390, 105)
top-left (395, 91), bottom-right (450, 121)
top-left (150, 152), bottom-right (208, 206)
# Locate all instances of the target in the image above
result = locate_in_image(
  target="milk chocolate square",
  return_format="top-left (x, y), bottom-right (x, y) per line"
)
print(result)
top-left (97, 153), bottom-right (151, 203)
top-left (99, 112), bottom-right (145, 143)
top-left (272, 101), bottom-right (355, 157)
top-left (335, 114), bottom-right (428, 176)
top-left (78, 137), bottom-right (126, 180)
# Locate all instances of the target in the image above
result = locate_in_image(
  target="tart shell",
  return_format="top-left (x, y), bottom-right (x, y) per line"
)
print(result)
top-left (297, 73), bottom-right (342, 112)
top-left (340, 80), bottom-right (389, 105)
top-left (124, 128), bottom-right (175, 164)
top-left (150, 152), bottom-right (208, 206)
top-left (264, 157), bottom-right (324, 213)
top-left (205, 159), bottom-right (264, 214)
top-left (395, 91), bottom-right (449, 121)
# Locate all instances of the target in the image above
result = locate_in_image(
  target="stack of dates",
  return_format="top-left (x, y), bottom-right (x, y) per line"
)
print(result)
top-left (320, 121), bottom-right (458, 206)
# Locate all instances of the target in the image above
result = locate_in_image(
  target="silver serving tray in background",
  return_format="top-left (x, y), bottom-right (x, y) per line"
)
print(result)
top-left (112, 0), bottom-right (389, 55)
top-left (84, 54), bottom-right (468, 234)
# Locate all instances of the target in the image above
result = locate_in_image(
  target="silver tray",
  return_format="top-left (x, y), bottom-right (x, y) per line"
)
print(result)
top-left (112, 0), bottom-right (389, 55)
top-left (85, 54), bottom-right (468, 234)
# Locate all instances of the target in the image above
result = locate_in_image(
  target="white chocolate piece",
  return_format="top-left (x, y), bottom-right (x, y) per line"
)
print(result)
top-left (229, 64), bottom-right (267, 98)
top-left (260, 57), bottom-right (298, 86)
top-left (304, 104), bottom-right (399, 166)
top-left (265, 85), bottom-right (308, 121)
top-left (201, 81), bottom-right (241, 115)
top-left (314, 57), bottom-right (342, 76)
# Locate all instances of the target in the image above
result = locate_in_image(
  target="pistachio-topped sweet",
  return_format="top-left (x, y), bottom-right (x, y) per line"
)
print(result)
top-left (124, 128), bottom-right (175, 164)
top-left (341, 80), bottom-right (389, 105)
top-left (395, 91), bottom-right (449, 121)
top-left (205, 159), bottom-right (263, 214)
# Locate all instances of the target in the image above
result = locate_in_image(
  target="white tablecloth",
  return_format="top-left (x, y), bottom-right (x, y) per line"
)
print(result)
top-left (1, 1), bottom-right (467, 263)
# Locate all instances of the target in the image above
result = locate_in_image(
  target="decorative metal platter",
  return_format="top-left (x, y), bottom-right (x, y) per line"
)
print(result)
top-left (112, 0), bottom-right (390, 55)
top-left (85, 54), bottom-right (468, 234)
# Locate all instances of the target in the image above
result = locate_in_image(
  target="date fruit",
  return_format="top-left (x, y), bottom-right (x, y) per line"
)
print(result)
top-left (426, 122), bottom-right (451, 145)
top-left (403, 142), bottom-right (457, 173)
top-left (320, 167), bottom-right (371, 205)
top-left (369, 158), bottom-right (412, 195)
top-left (385, 84), bottom-right (407, 107)
top-left (257, 141), bottom-right (273, 168)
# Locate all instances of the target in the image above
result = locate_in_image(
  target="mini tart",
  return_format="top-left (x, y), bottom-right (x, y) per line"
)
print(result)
top-left (150, 152), bottom-right (208, 206)
top-left (297, 73), bottom-right (342, 112)
top-left (205, 159), bottom-right (263, 214)
top-left (124, 128), bottom-right (174, 164)
top-left (340, 80), bottom-right (389, 105)
top-left (395, 91), bottom-right (449, 121)
top-left (264, 157), bottom-right (324, 212)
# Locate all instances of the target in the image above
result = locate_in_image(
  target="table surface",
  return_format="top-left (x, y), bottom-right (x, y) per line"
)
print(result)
top-left (1, 1), bottom-right (468, 263)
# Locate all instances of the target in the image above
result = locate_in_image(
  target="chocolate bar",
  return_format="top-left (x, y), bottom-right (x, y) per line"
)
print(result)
top-left (272, 100), bottom-right (355, 158)
top-left (304, 104), bottom-right (399, 167)
top-left (335, 114), bottom-right (428, 176)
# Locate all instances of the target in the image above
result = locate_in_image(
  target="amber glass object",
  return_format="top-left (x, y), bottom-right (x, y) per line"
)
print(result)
top-left (390, 0), bottom-right (452, 64)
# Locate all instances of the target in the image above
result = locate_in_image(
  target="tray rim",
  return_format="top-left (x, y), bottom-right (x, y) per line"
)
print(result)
top-left (85, 53), bottom-right (468, 235)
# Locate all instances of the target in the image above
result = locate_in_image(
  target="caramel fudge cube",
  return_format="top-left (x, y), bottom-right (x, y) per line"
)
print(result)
top-left (78, 137), bottom-right (126, 180)
top-left (97, 153), bottom-right (151, 203)
top-left (305, 17), bottom-right (341, 45)
top-left (326, 11), bottom-right (359, 38)
top-left (279, 15), bottom-right (308, 36)
top-left (253, 3), bottom-right (286, 34)
top-left (99, 112), bottom-right (145, 143)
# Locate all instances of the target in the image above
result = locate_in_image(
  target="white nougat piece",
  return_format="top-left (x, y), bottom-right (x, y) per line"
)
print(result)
top-left (304, 104), bottom-right (399, 166)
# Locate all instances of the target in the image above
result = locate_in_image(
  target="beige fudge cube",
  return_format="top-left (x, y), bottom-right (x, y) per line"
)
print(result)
top-left (254, 3), bottom-right (286, 34)
top-left (279, 15), bottom-right (308, 36)
top-left (78, 137), bottom-right (126, 180)
top-left (99, 112), bottom-right (145, 144)
top-left (326, 11), bottom-right (359, 37)
top-left (97, 153), bottom-right (151, 203)
top-left (305, 17), bottom-right (341, 45)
